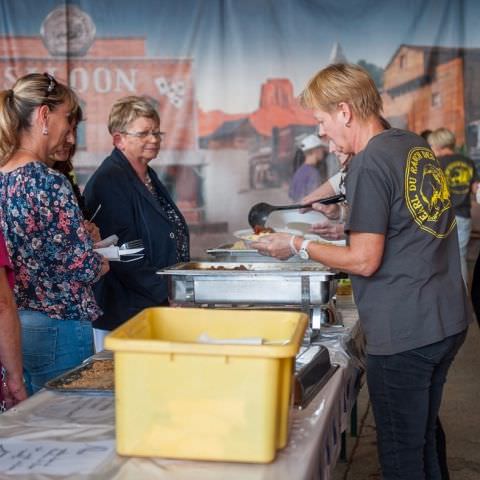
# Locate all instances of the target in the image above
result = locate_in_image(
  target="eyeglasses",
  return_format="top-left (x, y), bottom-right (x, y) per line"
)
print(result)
top-left (44, 72), bottom-right (57, 98)
top-left (122, 130), bottom-right (165, 140)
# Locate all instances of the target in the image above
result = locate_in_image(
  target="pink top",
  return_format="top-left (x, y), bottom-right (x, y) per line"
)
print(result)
top-left (0, 231), bottom-right (14, 289)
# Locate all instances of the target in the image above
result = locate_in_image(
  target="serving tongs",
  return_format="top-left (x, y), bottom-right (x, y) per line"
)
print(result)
top-left (248, 193), bottom-right (345, 228)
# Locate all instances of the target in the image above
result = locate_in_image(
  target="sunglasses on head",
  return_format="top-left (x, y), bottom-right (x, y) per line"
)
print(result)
top-left (44, 72), bottom-right (58, 98)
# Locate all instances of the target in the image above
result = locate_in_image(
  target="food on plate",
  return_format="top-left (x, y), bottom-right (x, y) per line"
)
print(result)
top-left (253, 225), bottom-right (275, 235)
top-left (231, 240), bottom-right (247, 250)
top-left (208, 265), bottom-right (248, 270)
top-left (241, 226), bottom-right (275, 241)
top-left (242, 232), bottom-right (272, 241)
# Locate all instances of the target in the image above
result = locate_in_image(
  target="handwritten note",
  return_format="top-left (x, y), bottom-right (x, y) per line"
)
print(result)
top-left (0, 440), bottom-right (115, 475)
top-left (25, 395), bottom-right (114, 426)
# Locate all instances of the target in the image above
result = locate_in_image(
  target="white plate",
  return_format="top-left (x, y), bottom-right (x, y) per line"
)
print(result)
top-left (233, 227), bottom-right (302, 243)
top-left (267, 210), bottom-right (328, 234)
top-left (304, 234), bottom-right (346, 246)
top-left (94, 246), bottom-right (144, 260)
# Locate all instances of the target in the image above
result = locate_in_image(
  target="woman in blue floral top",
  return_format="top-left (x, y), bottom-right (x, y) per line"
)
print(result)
top-left (0, 73), bottom-right (109, 394)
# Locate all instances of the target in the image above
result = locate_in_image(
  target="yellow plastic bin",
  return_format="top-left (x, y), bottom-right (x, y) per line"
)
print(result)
top-left (105, 307), bottom-right (307, 463)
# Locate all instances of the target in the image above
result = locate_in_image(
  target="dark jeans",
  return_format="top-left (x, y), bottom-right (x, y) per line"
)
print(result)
top-left (436, 418), bottom-right (449, 480)
top-left (367, 330), bottom-right (467, 480)
top-left (470, 253), bottom-right (480, 327)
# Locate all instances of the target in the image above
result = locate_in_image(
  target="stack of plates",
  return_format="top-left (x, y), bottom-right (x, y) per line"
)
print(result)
top-left (233, 227), bottom-right (302, 245)
top-left (267, 210), bottom-right (346, 246)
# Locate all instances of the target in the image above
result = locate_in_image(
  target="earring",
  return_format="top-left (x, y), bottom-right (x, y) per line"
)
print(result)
top-left (42, 125), bottom-right (48, 135)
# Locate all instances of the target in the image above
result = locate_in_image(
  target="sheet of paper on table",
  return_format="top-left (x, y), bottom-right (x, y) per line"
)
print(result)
top-left (0, 439), bottom-right (115, 475)
top-left (24, 395), bottom-right (114, 426)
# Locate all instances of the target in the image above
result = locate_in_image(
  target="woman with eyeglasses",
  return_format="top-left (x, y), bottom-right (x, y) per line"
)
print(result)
top-left (0, 73), bottom-right (109, 394)
top-left (84, 95), bottom-right (189, 350)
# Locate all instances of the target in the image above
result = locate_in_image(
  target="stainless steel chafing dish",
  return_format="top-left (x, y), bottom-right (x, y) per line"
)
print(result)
top-left (157, 261), bottom-right (339, 306)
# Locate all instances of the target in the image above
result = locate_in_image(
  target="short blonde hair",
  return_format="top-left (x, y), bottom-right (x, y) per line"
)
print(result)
top-left (300, 63), bottom-right (383, 121)
top-left (108, 96), bottom-right (160, 134)
top-left (427, 128), bottom-right (456, 150)
top-left (0, 73), bottom-right (79, 163)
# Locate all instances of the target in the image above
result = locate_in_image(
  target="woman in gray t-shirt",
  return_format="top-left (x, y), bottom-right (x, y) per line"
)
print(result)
top-left (252, 63), bottom-right (470, 480)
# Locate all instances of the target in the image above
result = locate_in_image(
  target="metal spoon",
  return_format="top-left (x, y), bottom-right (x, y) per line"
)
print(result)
top-left (248, 193), bottom-right (345, 228)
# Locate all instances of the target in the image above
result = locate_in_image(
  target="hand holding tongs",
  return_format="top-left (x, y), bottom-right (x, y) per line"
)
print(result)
top-left (248, 193), bottom-right (345, 228)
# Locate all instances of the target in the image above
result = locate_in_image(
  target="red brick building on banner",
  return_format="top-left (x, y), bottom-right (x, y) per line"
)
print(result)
top-left (382, 44), bottom-right (480, 163)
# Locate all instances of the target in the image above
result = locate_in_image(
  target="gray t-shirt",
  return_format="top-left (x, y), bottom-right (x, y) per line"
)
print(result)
top-left (438, 153), bottom-right (478, 218)
top-left (345, 128), bottom-right (470, 355)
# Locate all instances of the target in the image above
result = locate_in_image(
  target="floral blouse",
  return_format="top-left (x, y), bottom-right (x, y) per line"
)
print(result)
top-left (0, 162), bottom-right (103, 322)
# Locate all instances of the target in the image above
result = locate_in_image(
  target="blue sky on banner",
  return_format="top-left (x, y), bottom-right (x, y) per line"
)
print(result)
top-left (1, 0), bottom-right (479, 113)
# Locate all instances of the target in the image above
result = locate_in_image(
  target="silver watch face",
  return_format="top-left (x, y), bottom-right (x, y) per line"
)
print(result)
top-left (299, 248), bottom-right (309, 260)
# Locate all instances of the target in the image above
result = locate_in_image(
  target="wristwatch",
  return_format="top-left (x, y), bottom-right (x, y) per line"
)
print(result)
top-left (298, 239), bottom-right (312, 260)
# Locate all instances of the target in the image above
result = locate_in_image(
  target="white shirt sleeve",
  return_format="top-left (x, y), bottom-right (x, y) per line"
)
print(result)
top-left (328, 172), bottom-right (342, 194)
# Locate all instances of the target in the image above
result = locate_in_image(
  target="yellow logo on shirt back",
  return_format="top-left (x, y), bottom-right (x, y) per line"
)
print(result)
top-left (405, 147), bottom-right (455, 238)
top-left (444, 161), bottom-right (474, 194)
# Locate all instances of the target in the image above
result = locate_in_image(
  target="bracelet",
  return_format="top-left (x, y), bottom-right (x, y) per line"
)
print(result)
top-left (289, 235), bottom-right (299, 255)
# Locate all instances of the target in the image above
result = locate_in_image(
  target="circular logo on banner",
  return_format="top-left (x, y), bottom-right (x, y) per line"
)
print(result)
top-left (444, 160), bottom-right (474, 194)
top-left (41, 5), bottom-right (96, 57)
top-left (404, 147), bottom-right (455, 238)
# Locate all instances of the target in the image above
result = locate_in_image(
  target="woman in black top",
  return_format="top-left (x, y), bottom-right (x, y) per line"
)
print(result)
top-left (84, 96), bottom-right (189, 348)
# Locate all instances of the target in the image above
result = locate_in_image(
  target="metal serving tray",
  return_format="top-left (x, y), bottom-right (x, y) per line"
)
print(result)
top-left (44, 358), bottom-right (114, 396)
top-left (157, 261), bottom-right (339, 306)
top-left (207, 245), bottom-right (311, 263)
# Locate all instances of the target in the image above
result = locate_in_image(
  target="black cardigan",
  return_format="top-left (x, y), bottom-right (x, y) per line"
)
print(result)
top-left (84, 148), bottom-right (190, 330)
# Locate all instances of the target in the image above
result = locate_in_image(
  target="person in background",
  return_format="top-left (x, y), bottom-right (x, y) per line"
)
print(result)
top-left (50, 105), bottom-right (87, 215)
top-left (289, 134), bottom-right (328, 202)
top-left (421, 128), bottom-right (451, 479)
top-left (471, 246), bottom-right (480, 328)
top-left (84, 96), bottom-right (190, 351)
top-left (252, 63), bottom-right (470, 479)
top-left (301, 119), bottom-right (391, 240)
top-left (427, 127), bottom-right (479, 285)
top-left (0, 231), bottom-right (27, 410)
top-left (0, 73), bottom-right (109, 394)
top-left (299, 139), bottom-right (352, 240)
top-left (47, 106), bottom-right (100, 243)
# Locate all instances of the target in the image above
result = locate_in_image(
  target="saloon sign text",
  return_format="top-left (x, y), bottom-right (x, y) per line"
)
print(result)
top-left (2, 65), bottom-right (186, 108)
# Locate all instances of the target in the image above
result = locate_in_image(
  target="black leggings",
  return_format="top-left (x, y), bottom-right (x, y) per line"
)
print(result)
top-left (471, 253), bottom-right (480, 327)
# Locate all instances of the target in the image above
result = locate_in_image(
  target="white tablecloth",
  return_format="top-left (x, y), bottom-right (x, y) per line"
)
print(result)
top-left (0, 297), bottom-right (363, 480)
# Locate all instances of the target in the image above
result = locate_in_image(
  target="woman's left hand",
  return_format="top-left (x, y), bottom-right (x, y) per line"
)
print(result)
top-left (1, 373), bottom-right (28, 409)
top-left (84, 221), bottom-right (101, 243)
top-left (250, 233), bottom-right (295, 260)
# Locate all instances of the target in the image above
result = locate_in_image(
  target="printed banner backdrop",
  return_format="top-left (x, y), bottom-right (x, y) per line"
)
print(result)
top-left (1, 0), bottom-right (479, 257)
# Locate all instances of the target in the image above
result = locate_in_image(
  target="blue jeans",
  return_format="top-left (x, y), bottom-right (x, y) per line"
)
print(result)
top-left (20, 310), bottom-right (94, 394)
top-left (367, 330), bottom-right (467, 480)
